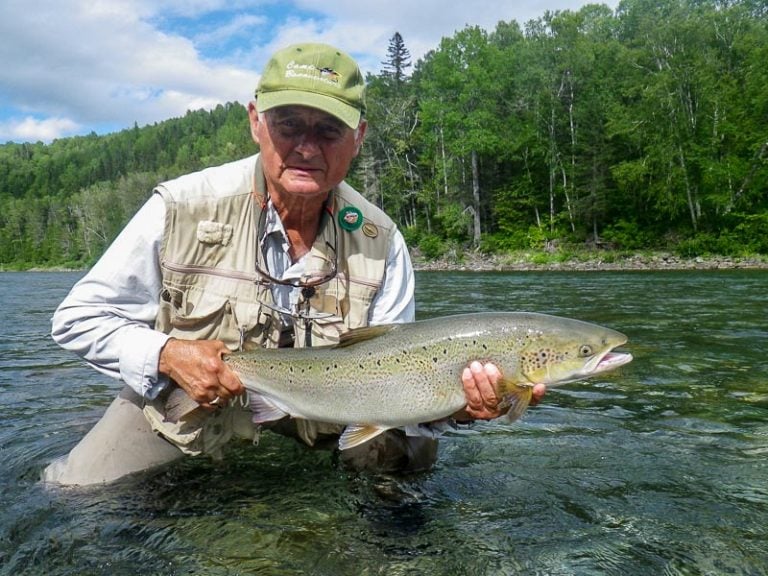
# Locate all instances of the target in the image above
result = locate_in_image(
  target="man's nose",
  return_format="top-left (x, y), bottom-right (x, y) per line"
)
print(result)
top-left (293, 130), bottom-right (322, 156)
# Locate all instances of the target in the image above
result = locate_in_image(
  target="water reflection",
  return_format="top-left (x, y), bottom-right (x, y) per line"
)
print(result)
top-left (1, 270), bottom-right (767, 575)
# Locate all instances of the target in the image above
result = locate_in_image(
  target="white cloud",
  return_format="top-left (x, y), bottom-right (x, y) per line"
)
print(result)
top-left (0, 0), bottom-right (260, 141)
top-left (0, 0), bottom-right (617, 143)
top-left (193, 13), bottom-right (268, 47)
top-left (0, 116), bottom-right (81, 143)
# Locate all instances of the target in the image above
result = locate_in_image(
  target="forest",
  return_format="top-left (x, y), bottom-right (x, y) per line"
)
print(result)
top-left (1, 0), bottom-right (767, 269)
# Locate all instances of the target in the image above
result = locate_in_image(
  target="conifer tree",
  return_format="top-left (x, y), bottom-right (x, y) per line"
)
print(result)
top-left (381, 32), bottom-right (412, 89)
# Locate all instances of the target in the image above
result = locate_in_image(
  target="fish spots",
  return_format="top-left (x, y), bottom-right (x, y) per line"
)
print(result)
top-left (522, 347), bottom-right (558, 371)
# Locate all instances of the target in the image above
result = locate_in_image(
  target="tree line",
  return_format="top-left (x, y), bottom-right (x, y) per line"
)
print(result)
top-left (1, 0), bottom-right (767, 269)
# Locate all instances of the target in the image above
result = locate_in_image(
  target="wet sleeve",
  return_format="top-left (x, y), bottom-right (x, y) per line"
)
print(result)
top-left (50, 193), bottom-right (172, 399)
top-left (367, 227), bottom-right (415, 325)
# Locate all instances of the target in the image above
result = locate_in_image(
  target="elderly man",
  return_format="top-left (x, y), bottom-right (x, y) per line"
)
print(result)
top-left (44, 43), bottom-right (544, 485)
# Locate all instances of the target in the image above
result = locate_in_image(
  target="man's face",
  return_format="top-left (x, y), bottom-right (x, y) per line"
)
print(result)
top-left (249, 103), bottom-right (366, 199)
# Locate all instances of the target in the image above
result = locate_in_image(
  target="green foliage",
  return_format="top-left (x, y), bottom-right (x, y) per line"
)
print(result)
top-left (0, 103), bottom-right (253, 267)
top-left (435, 204), bottom-right (471, 243)
top-left (675, 233), bottom-right (732, 258)
top-left (481, 225), bottom-right (548, 252)
top-left (601, 220), bottom-right (655, 250)
top-left (676, 213), bottom-right (768, 257)
top-left (528, 249), bottom-right (576, 265)
top-left (400, 225), bottom-right (423, 248)
top-left (3, 1), bottom-right (768, 268)
top-left (733, 214), bottom-right (768, 253)
top-left (418, 234), bottom-right (447, 259)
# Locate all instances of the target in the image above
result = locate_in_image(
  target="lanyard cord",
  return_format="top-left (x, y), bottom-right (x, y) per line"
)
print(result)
top-left (254, 196), bottom-right (338, 347)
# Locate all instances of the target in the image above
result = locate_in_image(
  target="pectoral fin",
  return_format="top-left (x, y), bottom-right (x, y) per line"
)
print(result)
top-left (164, 386), bottom-right (203, 423)
top-left (338, 424), bottom-right (391, 450)
top-left (249, 394), bottom-right (290, 423)
top-left (499, 384), bottom-right (534, 422)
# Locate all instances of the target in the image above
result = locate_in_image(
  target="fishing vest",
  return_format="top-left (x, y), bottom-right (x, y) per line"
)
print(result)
top-left (153, 154), bottom-right (395, 349)
top-left (144, 154), bottom-right (397, 454)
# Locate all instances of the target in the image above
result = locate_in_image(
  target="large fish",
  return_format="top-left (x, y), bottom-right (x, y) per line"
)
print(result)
top-left (223, 312), bottom-right (632, 450)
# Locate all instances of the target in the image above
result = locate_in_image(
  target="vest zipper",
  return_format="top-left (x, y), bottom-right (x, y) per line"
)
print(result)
top-left (161, 260), bottom-right (264, 284)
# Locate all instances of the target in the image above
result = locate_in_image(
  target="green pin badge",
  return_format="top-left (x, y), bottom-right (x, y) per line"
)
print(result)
top-left (338, 206), bottom-right (363, 232)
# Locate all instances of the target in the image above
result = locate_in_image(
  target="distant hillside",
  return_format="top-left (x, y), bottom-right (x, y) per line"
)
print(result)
top-left (0, 103), bottom-right (254, 267)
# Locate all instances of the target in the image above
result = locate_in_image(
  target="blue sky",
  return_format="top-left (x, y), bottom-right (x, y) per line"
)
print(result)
top-left (0, 0), bottom-right (618, 143)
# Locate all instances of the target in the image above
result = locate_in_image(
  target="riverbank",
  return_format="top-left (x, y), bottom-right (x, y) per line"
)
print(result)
top-left (4, 251), bottom-right (768, 273)
top-left (412, 251), bottom-right (768, 272)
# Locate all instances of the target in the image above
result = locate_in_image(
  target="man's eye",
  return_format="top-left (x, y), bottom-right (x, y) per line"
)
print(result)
top-left (276, 119), bottom-right (302, 135)
top-left (316, 125), bottom-right (344, 141)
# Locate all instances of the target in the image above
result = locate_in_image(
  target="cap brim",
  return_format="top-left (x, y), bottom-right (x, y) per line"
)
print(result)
top-left (257, 90), bottom-right (361, 129)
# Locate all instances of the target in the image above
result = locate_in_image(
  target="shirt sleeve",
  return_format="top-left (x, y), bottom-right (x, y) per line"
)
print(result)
top-left (367, 227), bottom-right (415, 325)
top-left (50, 193), bottom-right (172, 399)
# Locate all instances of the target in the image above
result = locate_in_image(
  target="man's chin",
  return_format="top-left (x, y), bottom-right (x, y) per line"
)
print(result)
top-left (280, 180), bottom-right (330, 197)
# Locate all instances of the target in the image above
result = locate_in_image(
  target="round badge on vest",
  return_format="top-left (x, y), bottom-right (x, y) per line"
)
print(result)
top-left (362, 222), bottom-right (378, 238)
top-left (338, 206), bottom-right (363, 232)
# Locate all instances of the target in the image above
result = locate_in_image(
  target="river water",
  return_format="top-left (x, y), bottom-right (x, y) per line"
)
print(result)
top-left (1, 270), bottom-right (766, 575)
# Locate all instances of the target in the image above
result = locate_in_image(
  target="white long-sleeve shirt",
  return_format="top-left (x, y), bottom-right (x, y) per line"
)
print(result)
top-left (51, 192), bottom-right (415, 399)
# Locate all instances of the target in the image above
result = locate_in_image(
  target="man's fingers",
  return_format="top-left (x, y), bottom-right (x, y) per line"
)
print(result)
top-left (218, 368), bottom-right (244, 396)
top-left (462, 366), bottom-right (482, 410)
top-left (471, 361), bottom-right (498, 407)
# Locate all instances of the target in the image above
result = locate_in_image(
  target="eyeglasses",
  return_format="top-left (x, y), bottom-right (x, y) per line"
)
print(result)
top-left (254, 202), bottom-right (338, 300)
top-left (264, 109), bottom-right (350, 145)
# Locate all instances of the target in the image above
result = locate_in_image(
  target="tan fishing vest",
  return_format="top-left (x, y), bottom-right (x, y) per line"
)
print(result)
top-left (144, 154), bottom-right (398, 454)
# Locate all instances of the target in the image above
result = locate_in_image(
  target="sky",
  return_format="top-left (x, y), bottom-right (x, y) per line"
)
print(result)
top-left (0, 0), bottom-right (618, 144)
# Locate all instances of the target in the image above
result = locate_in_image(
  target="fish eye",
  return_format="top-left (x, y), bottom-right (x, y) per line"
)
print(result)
top-left (578, 345), bottom-right (593, 357)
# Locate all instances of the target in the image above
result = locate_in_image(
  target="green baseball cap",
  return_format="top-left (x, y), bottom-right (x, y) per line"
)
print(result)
top-left (255, 43), bottom-right (366, 129)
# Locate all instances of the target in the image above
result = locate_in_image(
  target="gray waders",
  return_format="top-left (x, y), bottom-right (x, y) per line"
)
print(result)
top-left (42, 386), bottom-right (438, 486)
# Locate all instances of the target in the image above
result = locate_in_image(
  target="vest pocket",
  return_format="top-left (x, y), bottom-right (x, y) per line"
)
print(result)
top-left (313, 278), bottom-right (378, 330)
top-left (160, 286), bottom-right (238, 345)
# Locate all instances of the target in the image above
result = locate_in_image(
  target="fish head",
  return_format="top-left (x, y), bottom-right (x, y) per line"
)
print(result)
top-left (517, 317), bottom-right (633, 387)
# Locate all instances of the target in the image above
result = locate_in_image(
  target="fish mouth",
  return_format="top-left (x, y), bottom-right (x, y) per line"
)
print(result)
top-left (526, 347), bottom-right (634, 387)
top-left (586, 349), bottom-right (634, 375)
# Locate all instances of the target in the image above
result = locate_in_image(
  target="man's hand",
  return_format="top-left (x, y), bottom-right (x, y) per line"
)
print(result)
top-left (456, 361), bottom-right (546, 421)
top-left (158, 339), bottom-right (243, 408)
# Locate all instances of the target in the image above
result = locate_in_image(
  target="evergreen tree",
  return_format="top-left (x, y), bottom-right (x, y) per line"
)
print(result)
top-left (381, 32), bottom-right (412, 89)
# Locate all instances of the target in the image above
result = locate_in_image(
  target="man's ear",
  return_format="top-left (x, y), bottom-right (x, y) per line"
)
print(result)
top-left (354, 120), bottom-right (367, 155)
top-left (247, 102), bottom-right (260, 144)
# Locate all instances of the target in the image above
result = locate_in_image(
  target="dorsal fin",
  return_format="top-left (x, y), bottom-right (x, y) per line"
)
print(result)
top-left (335, 324), bottom-right (399, 348)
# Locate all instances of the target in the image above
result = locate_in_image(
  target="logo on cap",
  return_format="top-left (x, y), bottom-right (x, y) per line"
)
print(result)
top-left (285, 61), bottom-right (343, 87)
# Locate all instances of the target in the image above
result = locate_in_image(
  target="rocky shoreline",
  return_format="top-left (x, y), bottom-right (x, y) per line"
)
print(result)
top-left (5, 252), bottom-right (768, 274)
top-left (412, 251), bottom-right (768, 272)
